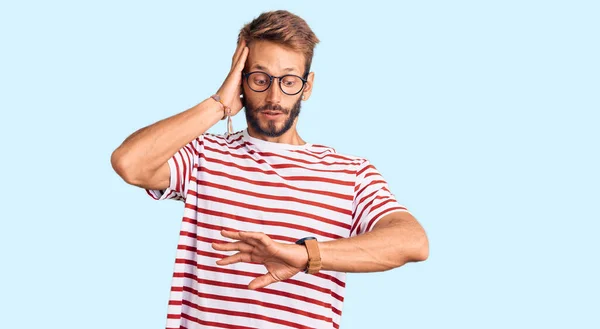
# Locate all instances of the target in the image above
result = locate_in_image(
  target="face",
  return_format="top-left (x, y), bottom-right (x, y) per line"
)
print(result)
top-left (242, 40), bottom-right (314, 138)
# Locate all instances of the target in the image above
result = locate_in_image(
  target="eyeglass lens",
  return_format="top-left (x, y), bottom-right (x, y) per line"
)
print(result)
top-left (247, 72), bottom-right (304, 95)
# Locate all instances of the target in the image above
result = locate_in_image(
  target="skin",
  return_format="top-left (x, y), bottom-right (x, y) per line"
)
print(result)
top-left (241, 40), bottom-right (314, 143)
top-left (216, 40), bottom-right (428, 290)
top-left (111, 38), bottom-right (429, 291)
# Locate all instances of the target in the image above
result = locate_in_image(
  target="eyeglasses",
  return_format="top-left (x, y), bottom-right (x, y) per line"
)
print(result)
top-left (243, 71), bottom-right (308, 96)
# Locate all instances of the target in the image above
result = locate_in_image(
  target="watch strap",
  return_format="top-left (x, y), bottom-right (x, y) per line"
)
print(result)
top-left (304, 239), bottom-right (321, 274)
top-left (296, 237), bottom-right (321, 274)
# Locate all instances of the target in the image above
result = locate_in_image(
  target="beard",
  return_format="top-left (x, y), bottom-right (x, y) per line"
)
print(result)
top-left (243, 92), bottom-right (302, 138)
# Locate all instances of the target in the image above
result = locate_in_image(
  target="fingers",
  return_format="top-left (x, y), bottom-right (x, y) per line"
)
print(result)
top-left (233, 45), bottom-right (249, 73)
top-left (231, 38), bottom-right (247, 68)
top-left (231, 39), bottom-right (243, 66)
top-left (219, 230), bottom-right (257, 248)
top-left (220, 229), bottom-right (242, 240)
top-left (239, 231), bottom-right (269, 245)
top-left (220, 230), bottom-right (268, 248)
top-left (248, 272), bottom-right (280, 290)
top-left (218, 40), bottom-right (248, 113)
top-left (216, 252), bottom-right (252, 266)
top-left (212, 240), bottom-right (254, 253)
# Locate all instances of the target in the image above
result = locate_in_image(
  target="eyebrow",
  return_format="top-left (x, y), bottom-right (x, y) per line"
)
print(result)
top-left (252, 64), bottom-right (297, 73)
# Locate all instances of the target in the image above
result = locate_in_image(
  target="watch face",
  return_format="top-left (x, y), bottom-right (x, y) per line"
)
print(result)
top-left (295, 237), bottom-right (317, 245)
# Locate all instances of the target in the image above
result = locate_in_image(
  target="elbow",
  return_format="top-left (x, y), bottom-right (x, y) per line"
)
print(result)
top-left (397, 230), bottom-right (429, 267)
top-left (111, 147), bottom-right (139, 185)
top-left (413, 230), bottom-right (429, 262)
top-left (416, 233), bottom-right (429, 262)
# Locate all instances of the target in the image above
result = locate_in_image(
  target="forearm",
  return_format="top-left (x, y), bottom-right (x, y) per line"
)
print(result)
top-left (111, 98), bottom-right (223, 180)
top-left (212, 214), bottom-right (428, 289)
top-left (318, 214), bottom-right (429, 273)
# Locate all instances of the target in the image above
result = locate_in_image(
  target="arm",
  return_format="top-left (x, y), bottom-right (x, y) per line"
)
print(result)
top-left (111, 40), bottom-right (249, 190)
top-left (319, 211), bottom-right (429, 272)
top-left (212, 159), bottom-right (427, 289)
top-left (212, 211), bottom-right (428, 290)
top-left (111, 100), bottom-right (223, 189)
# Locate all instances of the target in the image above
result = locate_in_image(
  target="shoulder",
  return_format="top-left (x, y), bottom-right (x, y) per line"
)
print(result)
top-left (302, 143), bottom-right (368, 168)
top-left (309, 144), bottom-right (382, 177)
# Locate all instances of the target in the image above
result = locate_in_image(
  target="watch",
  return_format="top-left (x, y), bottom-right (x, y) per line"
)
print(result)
top-left (295, 237), bottom-right (322, 274)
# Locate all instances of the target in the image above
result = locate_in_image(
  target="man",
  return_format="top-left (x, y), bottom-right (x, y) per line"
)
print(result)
top-left (111, 10), bottom-right (428, 329)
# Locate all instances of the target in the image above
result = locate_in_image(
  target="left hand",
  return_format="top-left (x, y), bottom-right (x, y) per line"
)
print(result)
top-left (212, 230), bottom-right (309, 290)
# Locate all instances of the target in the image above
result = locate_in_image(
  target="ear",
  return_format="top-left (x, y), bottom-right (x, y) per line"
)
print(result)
top-left (301, 72), bottom-right (315, 101)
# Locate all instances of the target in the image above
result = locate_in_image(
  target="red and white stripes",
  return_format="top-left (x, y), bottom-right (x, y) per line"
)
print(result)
top-left (147, 129), bottom-right (409, 328)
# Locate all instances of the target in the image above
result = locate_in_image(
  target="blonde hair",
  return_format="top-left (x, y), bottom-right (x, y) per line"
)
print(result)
top-left (239, 10), bottom-right (320, 75)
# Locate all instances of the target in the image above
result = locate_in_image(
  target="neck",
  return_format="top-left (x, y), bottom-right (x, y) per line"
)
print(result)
top-left (246, 122), bottom-right (306, 146)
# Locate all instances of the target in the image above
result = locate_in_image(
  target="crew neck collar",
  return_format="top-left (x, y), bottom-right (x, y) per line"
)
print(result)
top-left (242, 128), bottom-right (312, 151)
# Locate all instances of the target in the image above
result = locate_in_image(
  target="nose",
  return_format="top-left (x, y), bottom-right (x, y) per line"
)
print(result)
top-left (265, 77), bottom-right (283, 104)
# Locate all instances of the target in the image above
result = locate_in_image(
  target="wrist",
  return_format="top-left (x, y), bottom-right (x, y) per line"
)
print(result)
top-left (209, 94), bottom-right (234, 134)
top-left (295, 237), bottom-right (322, 274)
top-left (210, 94), bottom-right (229, 120)
top-left (297, 244), bottom-right (310, 271)
top-left (199, 97), bottom-right (227, 123)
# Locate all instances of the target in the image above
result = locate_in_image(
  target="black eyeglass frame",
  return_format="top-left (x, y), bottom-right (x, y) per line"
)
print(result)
top-left (242, 71), bottom-right (309, 96)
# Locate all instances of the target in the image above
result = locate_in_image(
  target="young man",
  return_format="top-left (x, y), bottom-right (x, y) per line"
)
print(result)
top-left (111, 10), bottom-right (428, 329)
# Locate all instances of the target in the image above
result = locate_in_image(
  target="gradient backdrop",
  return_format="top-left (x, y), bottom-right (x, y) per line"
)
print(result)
top-left (1, 1), bottom-right (598, 328)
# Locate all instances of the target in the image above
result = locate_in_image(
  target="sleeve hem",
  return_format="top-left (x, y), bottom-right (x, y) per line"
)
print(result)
top-left (361, 208), bottom-right (411, 235)
top-left (144, 157), bottom-right (180, 201)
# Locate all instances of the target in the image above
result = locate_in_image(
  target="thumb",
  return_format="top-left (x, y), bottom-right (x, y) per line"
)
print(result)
top-left (248, 272), bottom-right (280, 290)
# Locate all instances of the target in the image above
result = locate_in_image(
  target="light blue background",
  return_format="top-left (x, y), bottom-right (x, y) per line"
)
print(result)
top-left (1, 1), bottom-right (598, 328)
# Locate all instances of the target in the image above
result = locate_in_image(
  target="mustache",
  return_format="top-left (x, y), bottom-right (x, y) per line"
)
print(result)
top-left (256, 103), bottom-right (289, 114)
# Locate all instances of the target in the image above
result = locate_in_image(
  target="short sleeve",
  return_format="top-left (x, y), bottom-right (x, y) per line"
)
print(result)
top-left (145, 135), bottom-right (204, 202)
top-left (350, 159), bottom-right (409, 236)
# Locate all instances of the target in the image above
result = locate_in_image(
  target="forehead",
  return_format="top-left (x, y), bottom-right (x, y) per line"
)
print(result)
top-left (246, 40), bottom-right (305, 75)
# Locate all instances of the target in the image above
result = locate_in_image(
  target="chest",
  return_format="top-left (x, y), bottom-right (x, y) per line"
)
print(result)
top-left (190, 150), bottom-right (355, 240)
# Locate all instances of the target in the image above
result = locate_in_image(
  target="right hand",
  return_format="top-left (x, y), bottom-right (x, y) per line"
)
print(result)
top-left (216, 38), bottom-right (249, 117)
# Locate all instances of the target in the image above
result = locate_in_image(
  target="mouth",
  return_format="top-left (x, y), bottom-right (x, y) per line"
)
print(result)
top-left (260, 111), bottom-right (285, 119)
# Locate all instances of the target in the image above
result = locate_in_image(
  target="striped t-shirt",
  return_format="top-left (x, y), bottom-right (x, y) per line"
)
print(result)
top-left (146, 128), bottom-right (409, 329)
